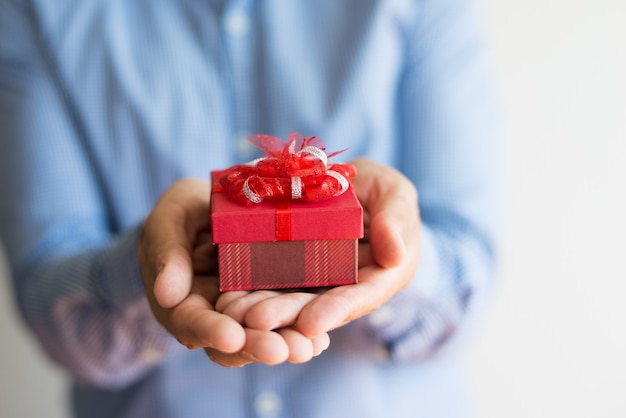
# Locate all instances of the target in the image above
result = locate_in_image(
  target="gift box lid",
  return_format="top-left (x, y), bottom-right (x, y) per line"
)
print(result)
top-left (211, 184), bottom-right (363, 244)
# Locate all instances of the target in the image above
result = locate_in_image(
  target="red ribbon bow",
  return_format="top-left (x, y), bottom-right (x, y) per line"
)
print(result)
top-left (216, 133), bottom-right (356, 206)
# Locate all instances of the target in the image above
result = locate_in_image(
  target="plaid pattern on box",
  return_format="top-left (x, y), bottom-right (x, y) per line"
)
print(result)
top-left (218, 239), bottom-right (357, 291)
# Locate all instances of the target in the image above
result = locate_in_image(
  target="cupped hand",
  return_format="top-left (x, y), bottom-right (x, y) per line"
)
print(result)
top-left (138, 178), bottom-right (328, 367)
top-left (216, 158), bottom-right (422, 341)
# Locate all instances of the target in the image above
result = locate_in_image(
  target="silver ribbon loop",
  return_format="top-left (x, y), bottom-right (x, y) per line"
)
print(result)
top-left (241, 144), bottom-right (349, 203)
top-left (298, 146), bottom-right (328, 168)
top-left (326, 170), bottom-right (350, 196)
top-left (243, 177), bottom-right (264, 203)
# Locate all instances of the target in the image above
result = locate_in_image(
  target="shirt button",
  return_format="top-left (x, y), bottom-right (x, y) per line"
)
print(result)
top-left (223, 11), bottom-right (251, 37)
top-left (254, 391), bottom-right (282, 417)
top-left (368, 305), bottom-right (395, 327)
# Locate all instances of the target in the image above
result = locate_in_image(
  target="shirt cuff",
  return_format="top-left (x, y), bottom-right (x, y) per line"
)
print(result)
top-left (94, 224), bottom-right (147, 310)
top-left (345, 225), bottom-right (448, 359)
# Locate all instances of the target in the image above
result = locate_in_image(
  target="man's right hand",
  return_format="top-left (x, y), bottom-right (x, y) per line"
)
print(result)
top-left (138, 178), bottom-right (329, 367)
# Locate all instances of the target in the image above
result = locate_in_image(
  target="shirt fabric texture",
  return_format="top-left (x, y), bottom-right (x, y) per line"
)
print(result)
top-left (0, 0), bottom-right (499, 417)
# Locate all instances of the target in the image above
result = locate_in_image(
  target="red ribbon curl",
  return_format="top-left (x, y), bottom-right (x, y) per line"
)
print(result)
top-left (215, 133), bottom-right (356, 206)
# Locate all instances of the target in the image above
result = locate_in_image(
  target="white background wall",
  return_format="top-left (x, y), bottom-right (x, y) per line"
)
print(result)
top-left (466, 0), bottom-right (626, 417)
top-left (1, 1), bottom-right (625, 417)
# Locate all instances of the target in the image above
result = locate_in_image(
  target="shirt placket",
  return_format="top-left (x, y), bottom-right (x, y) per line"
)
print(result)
top-left (221, 0), bottom-right (260, 162)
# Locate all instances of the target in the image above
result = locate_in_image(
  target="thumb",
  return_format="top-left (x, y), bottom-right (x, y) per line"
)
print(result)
top-left (369, 210), bottom-right (406, 268)
top-left (152, 243), bottom-right (194, 309)
top-left (351, 159), bottom-right (418, 268)
top-left (140, 178), bottom-right (211, 308)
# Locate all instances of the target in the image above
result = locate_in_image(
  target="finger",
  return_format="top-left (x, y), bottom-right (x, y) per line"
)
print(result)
top-left (358, 242), bottom-right (373, 268)
top-left (189, 275), bottom-right (221, 306)
top-left (139, 235), bottom-right (187, 310)
top-left (311, 332), bottom-right (331, 356)
top-left (205, 328), bottom-right (291, 367)
top-left (244, 292), bottom-right (320, 330)
top-left (142, 179), bottom-right (212, 308)
top-left (195, 229), bottom-right (214, 247)
top-left (220, 290), bottom-right (283, 324)
top-left (167, 293), bottom-right (246, 353)
top-left (240, 328), bottom-right (289, 365)
top-left (204, 348), bottom-right (252, 368)
top-left (276, 328), bottom-right (314, 363)
top-left (152, 244), bottom-right (195, 309)
top-left (214, 290), bottom-right (251, 313)
top-left (351, 158), bottom-right (419, 268)
top-left (192, 232), bottom-right (218, 275)
top-left (369, 211), bottom-right (407, 268)
top-left (361, 210), bottom-right (372, 241)
top-left (296, 262), bottom-right (415, 338)
top-left (205, 328), bottom-right (293, 367)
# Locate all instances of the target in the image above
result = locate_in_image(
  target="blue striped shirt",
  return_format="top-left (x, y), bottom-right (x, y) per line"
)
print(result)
top-left (0, 0), bottom-right (499, 417)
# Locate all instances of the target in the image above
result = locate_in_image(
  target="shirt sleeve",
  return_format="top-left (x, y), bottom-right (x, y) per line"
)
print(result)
top-left (348, 0), bottom-right (500, 361)
top-left (0, 0), bottom-right (177, 388)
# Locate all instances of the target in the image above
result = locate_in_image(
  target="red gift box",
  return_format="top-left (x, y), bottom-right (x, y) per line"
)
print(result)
top-left (210, 133), bottom-right (364, 291)
top-left (211, 182), bottom-right (363, 291)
